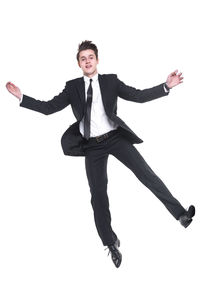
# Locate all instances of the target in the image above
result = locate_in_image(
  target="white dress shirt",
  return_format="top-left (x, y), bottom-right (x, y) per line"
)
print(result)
top-left (79, 73), bottom-right (118, 137)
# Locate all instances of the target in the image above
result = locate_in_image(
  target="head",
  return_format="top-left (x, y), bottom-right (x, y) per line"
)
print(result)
top-left (77, 40), bottom-right (99, 77)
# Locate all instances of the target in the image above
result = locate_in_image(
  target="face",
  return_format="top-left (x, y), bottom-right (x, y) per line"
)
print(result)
top-left (78, 49), bottom-right (99, 77)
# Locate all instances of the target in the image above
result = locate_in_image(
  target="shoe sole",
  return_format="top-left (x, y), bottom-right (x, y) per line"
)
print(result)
top-left (182, 218), bottom-right (193, 228)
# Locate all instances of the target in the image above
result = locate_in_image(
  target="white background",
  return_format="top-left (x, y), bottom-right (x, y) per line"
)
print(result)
top-left (0, 0), bottom-right (199, 299)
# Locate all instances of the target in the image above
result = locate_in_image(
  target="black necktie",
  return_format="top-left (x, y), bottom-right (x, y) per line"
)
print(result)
top-left (84, 78), bottom-right (93, 140)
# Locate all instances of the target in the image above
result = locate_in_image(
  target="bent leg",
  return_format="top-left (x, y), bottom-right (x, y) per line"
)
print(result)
top-left (110, 135), bottom-right (186, 220)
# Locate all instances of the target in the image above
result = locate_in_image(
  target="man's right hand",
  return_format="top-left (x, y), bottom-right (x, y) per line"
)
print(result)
top-left (6, 82), bottom-right (22, 100)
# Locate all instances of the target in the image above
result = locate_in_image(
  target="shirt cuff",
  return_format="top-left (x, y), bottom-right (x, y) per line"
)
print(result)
top-left (163, 83), bottom-right (170, 93)
top-left (19, 94), bottom-right (23, 104)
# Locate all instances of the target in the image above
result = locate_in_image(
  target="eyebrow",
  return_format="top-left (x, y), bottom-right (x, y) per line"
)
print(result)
top-left (80, 54), bottom-right (94, 59)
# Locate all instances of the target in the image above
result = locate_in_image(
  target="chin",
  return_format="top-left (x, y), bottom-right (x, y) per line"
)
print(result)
top-left (85, 71), bottom-right (93, 76)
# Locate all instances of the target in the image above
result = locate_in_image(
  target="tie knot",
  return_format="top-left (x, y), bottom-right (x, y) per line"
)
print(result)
top-left (90, 78), bottom-right (92, 83)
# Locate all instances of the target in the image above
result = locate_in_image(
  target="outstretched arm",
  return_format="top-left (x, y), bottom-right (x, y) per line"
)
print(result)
top-left (117, 70), bottom-right (183, 103)
top-left (6, 81), bottom-right (70, 115)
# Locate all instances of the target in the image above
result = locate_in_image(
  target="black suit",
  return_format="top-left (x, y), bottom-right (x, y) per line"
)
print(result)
top-left (21, 74), bottom-right (170, 155)
top-left (20, 74), bottom-right (186, 245)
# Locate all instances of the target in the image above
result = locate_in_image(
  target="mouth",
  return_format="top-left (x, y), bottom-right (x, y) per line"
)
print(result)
top-left (86, 65), bottom-right (92, 69)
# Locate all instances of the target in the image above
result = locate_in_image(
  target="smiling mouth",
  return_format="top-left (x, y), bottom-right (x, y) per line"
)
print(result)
top-left (86, 65), bottom-right (92, 69)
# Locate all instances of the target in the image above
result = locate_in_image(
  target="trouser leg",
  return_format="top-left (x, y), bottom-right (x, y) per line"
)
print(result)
top-left (110, 134), bottom-right (186, 220)
top-left (85, 149), bottom-right (117, 246)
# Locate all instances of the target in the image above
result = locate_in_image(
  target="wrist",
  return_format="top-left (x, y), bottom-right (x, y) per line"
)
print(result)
top-left (164, 82), bottom-right (171, 91)
top-left (18, 93), bottom-right (23, 103)
top-left (18, 93), bottom-right (22, 100)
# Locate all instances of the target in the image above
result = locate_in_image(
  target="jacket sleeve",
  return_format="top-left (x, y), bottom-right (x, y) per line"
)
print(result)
top-left (20, 82), bottom-right (70, 115)
top-left (116, 76), bottom-right (169, 103)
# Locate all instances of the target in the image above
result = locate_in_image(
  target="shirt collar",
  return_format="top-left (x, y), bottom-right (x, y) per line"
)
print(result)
top-left (83, 72), bottom-right (98, 84)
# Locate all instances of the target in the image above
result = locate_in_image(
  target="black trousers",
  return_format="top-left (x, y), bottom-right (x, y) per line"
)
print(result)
top-left (83, 129), bottom-right (186, 246)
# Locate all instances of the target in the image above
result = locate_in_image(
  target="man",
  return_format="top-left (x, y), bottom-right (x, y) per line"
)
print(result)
top-left (6, 40), bottom-right (195, 268)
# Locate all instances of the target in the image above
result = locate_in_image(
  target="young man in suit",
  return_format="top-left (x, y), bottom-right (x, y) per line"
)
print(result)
top-left (6, 40), bottom-right (195, 268)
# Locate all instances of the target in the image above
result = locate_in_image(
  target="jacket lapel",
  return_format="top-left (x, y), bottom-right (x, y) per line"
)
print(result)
top-left (99, 74), bottom-right (114, 116)
top-left (76, 77), bottom-right (85, 106)
top-left (75, 73), bottom-right (109, 116)
top-left (98, 74), bottom-right (108, 112)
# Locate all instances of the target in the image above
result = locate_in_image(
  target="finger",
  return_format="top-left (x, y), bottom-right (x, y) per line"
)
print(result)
top-left (6, 82), bottom-right (12, 87)
top-left (6, 83), bottom-right (11, 89)
top-left (7, 86), bottom-right (13, 92)
top-left (7, 87), bottom-right (13, 93)
top-left (9, 82), bottom-right (16, 88)
top-left (6, 82), bottom-right (14, 88)
top-left (7, 82), bottom-right (16, 87)
top-left (171, 69), bottom-right (178, 75)
top-left (169, 72), bottom-right (176, 77)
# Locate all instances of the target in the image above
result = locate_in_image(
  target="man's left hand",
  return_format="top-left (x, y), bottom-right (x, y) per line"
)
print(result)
top-left (166, 70), bottom-right (184, 89)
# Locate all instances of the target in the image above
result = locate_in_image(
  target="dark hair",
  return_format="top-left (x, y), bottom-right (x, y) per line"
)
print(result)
top-left (76, 40), bottom-right (98, 61)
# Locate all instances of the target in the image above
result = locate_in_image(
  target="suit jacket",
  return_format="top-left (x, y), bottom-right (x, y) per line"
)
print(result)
top-left (20, 73), bottom-right (169, 156)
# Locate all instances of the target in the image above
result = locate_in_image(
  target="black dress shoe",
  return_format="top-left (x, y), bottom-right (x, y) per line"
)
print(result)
top-left (179, 205), bottom-right (195, 228)
top-left (106, 238), bottom-right (122, 268)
